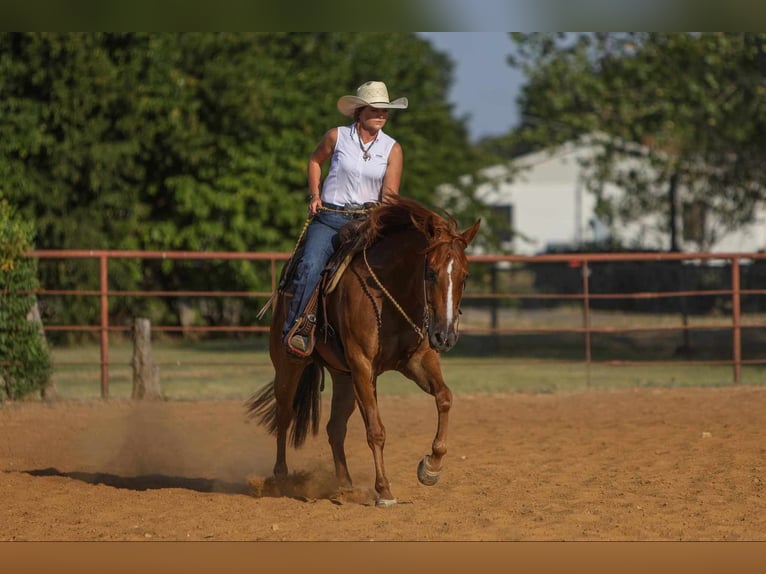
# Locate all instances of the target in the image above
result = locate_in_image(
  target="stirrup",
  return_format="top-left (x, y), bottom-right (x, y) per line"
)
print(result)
top-left (284, 314), bottom-right (316, 358)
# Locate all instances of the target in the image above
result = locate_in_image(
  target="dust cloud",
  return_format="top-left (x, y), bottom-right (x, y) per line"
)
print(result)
top-left (71, 401), bottom-right (276, 494)
top-left (248, 465), bottom-right (374, 504)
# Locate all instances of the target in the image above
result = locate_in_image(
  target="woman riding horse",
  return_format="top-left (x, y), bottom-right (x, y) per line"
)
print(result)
top-left (250, 194), bottom-right (481, 507)
top-left (282, 80), bottom-right (408, 357)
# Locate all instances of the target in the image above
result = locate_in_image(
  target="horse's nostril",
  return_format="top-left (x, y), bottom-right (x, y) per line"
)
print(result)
top-left (432, 331), bottom-right (447, 347)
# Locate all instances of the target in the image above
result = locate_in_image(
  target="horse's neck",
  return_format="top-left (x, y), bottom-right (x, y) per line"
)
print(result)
top-left (371, 230), bottom-right (427, 294)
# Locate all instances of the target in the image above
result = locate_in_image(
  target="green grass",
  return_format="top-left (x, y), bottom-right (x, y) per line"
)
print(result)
top-left (45, 334), bottom-right (765, 401)
top-left (50, 338), bottom-right (273, 400)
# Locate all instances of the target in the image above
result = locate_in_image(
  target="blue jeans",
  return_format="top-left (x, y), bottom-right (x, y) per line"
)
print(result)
top-left (282, 210), bottom-right (354, 337)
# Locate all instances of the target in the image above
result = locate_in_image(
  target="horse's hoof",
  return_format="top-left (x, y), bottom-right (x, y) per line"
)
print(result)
top-left (417, 455), bottom-right (441, 486)
top-left (375, 497), bottom-right (398, 508)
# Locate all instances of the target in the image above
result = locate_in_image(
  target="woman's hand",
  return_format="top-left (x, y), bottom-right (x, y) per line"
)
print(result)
top-left (308, 194), bottom-right (322, 216)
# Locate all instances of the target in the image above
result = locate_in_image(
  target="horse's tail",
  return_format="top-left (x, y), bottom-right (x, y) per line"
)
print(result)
top-left (245, 363), bottom-right (324, 448)
top-left (246, 380), bottom-right (279, 435)
top-left (290, 363), bottom-right (323, 447)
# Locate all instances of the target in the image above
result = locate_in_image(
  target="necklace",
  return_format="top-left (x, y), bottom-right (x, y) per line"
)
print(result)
top-left (357, 128), bottom-right (379, 161)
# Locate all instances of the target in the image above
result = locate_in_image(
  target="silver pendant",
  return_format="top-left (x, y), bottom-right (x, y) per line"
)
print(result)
top-left (363, 152), bottom-right (370, 161)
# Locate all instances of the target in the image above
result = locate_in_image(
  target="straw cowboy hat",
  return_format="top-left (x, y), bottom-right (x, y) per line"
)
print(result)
top-left (337, 81), bottom-right (409, 117)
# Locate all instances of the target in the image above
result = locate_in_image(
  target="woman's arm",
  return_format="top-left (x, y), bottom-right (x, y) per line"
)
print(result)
top-left (307, 128), bottom-right (337, 215)
top-left (380, 141), bottom-right (403, 202)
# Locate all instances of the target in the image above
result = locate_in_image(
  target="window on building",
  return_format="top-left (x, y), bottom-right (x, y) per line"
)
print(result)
top-left (682, 200), bottom-right (707, 243)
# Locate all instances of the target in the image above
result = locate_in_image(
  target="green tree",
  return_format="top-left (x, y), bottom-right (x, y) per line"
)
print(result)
top-left (0, 32), bottom-right (477, 336)
top-left (509, 32), bottom-right (766, 251)
top-left (0, 33), bottom-right (152, 336)
top-left (0, 200), bottom-right (52, 400)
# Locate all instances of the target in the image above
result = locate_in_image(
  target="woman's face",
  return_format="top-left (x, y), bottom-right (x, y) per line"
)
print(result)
top-left (358, 106), bottom-right (389, 131)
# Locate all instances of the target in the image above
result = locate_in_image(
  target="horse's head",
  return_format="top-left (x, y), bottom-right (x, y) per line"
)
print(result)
top-left (419, 215), bottom-right (481, 352)
top-left (359, 196), bottom-right (481, 353)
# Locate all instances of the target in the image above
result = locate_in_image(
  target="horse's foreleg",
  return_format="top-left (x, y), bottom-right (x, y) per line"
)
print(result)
top-left (402, 350), bottom-right (451, 486)
top-left (351, 365), bottom-right (395, 506)
top-left (327, 371), bottom-right (355, 488)
top-left (417, 383), bottom-right (452, 485)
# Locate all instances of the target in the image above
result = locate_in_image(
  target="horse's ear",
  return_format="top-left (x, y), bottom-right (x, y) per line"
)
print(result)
top-left (461, 219), bottom-right (481, 246)
top-left (411, 213), bottom-right (437, 239)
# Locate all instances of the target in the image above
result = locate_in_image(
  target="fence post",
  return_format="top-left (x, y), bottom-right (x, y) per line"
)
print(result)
top-left (490, 263), bottom-right (499, 352)
top-left (99, 254), bottom-right (109, 399)
top-left (731, 258), bottom-right (741, 385)
top-left (581, 260), bottom-right (592, 388)
top-left (132, 317), bottom-right (162, 400)
top-left (28, 300), bottom-right (58, 401)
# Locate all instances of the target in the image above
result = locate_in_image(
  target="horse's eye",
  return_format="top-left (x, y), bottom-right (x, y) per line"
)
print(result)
top-left (426, 268), bottom-right (437, 282)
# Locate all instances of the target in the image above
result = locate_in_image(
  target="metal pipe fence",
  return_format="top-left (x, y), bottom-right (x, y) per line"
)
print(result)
top-left (25, 249), bottom-right (766, 397)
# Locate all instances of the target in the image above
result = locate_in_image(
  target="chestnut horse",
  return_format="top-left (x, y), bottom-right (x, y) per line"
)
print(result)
top-left (247, 196), bottom-right (480, 506)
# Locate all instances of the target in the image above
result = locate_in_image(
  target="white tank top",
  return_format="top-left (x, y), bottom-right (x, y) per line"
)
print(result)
top-left (321, 123), bottom-right (396, 205)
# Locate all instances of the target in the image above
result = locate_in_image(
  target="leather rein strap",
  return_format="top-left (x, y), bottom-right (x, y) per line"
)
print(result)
top-left (362, 247), bottom-right (429, 343)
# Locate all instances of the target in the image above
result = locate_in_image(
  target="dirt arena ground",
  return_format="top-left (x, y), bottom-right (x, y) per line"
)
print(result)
top-left (1, 386), bottom-right (765, 541)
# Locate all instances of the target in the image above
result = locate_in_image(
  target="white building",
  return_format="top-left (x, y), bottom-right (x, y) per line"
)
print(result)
top-left (445, 139), bottom-right (766, 255)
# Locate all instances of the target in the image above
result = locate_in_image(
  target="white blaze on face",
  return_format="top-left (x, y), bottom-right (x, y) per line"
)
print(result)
top-left (445, 258), bottom-right (455, 326)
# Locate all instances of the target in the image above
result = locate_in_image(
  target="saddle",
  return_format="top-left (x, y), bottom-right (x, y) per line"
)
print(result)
top-left (283, 217), bottom-right (369, 358)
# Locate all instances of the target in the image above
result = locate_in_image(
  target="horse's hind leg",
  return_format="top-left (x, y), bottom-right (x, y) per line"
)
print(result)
top-left (273, 401), bottom-right (290, 479)
top-left (327, 370), bottom-right (355, 488)
top-left (272, 357), bottom-right (307, 478)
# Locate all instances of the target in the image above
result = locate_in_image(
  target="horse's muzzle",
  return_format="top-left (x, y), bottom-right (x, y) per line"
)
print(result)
top-left (429, 329), bottom-right (458, 352)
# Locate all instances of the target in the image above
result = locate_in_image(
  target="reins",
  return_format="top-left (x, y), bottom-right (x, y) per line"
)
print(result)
top-left (362, 247), bottom-right (429, 343)
top-left (255, 215), bottom-right (313, 321)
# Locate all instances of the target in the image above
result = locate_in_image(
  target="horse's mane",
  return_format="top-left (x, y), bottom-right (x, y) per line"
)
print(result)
top-left (344, 195), bottom-right (463, 253)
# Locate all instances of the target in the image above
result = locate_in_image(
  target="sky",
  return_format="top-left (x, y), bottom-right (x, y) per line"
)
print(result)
top-left (417, 32), bottom-right (526, 142)
top-left (419, 32), bottom-right (524, 141)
